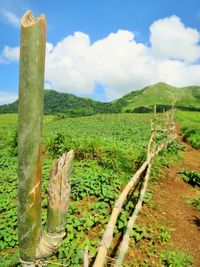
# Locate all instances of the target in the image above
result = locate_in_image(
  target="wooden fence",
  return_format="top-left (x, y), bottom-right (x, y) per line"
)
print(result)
top-left (92, 107), bottom-right (176, 267)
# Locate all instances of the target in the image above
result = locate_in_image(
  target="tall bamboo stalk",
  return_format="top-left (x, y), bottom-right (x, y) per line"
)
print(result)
top-left (18, 10), bottom-right (46, 263)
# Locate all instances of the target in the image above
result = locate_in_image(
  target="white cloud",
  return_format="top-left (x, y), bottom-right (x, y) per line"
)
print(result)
top-left (1, 15), bottom-right (200, 100)
top-left (45, 19), bottom-right (200, 99)
top-left (150, 15), bottom-right (200, 63)
top-left (2, 46), bottom-right (19, 62)
top-left (158, 60), bottom-right (200, 87)
top-left (45, 30), bottom-right (160, 99)
top-left (2, 10), bottom-right (20, 28)
top-left (46, 32), bottom-right (94, 94)
top-left (0, 91), bottom-right (18, 105)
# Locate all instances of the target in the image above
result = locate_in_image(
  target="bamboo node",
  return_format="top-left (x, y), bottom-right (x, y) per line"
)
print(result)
top-left (19, 258), bottom-right (35, 267)
top-left (35, 231), bottom-right (65, 259)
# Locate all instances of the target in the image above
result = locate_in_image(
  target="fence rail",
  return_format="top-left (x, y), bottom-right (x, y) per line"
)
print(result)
top-left (93, 106), bottom-right (176, 267)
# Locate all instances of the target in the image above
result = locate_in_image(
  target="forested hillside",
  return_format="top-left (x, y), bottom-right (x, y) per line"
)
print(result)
top-left (0, 83), bottom-right (200, 115)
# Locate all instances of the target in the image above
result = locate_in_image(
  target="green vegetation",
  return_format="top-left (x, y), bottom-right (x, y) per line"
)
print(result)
top-left (185, 193), bottom-right (200, 211)
top-left (179, 169), bottom-right (200, 187)
top-left (0, 113), bottom-right (151, 265)
top-left (0, 82), bottom-right (200, 116)
top-left (0, 110), bottom-right (198, 266)
top-left (176, 111), bottom-right (200, 149)
top-left (180, 169), bottom-right (200, 212)
top-left (120, 83), bottom-right (200, 113)
top-left (160, 249), bottom-right (193, 267)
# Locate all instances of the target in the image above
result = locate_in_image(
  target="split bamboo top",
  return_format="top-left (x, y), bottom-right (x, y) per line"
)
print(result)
top-left (21, 10), bottom-right (46, 28)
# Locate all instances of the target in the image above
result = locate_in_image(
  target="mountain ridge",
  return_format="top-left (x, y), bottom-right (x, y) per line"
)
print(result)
top-left (0, 82), bottom-right (200, 115)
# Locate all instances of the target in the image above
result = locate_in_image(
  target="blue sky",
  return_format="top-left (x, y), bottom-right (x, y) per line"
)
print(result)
top-left (0, 0), bottom-right (200, 104)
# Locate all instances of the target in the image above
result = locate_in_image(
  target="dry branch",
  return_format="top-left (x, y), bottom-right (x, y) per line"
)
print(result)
top-left (93, 109), bottom-right (176, 267)
top-left (83, 247), bottom-right (89, 267)
top-left (114, 163), bottom-right (152, 267)
top-left (93, 159), bottom-right (151, 267)
top-left (93, 138), bottom-right (155, 267)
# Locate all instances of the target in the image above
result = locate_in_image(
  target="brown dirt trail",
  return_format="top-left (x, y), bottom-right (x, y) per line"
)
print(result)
top-left (125, 126), bottom-right (200, 266)
top-left (154, 127), bottom-right (200, 266)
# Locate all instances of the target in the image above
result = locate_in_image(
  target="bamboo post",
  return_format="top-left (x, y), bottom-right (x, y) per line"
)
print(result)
top-left (18, 10), bottom-right (46, 265)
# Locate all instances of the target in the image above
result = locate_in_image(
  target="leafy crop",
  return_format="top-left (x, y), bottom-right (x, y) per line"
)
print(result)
top-left (185, 193), bottom-right (200, 211)
top-left (0, 112), bottom-right (186, 266)
top-left (0, 113), bottom-right (151, 265)
top-left (160, 249), bottom-right (193, 267)
top-left (179, 169), bottom-right (200, 187)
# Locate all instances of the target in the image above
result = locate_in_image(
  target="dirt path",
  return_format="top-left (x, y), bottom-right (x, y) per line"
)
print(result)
top-left (125, 127), bottom-right (200, 266)
top-left (153, 128), bottom-right (200, 266)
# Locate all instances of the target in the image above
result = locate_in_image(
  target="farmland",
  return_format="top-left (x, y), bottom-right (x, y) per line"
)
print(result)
top-left (0, 111), bottom-right (199, 266)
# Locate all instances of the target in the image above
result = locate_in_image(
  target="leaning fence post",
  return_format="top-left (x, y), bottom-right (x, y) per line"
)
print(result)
top-left (18, 10), bottom-right (46, 265)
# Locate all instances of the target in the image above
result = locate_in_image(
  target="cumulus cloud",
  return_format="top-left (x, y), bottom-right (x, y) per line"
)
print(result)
top-left (0, 91), bottom-right (18, 105)
top-left (45, 16), bottom-right (200, 99)
top-left (1, 10), bottom-right (20, 28)
top-left (150, 15), bottom-right (200, 63)
top-left (1, 46), bottom-right (19, 62)
top-left (1, 15), bottom-right (200, 100)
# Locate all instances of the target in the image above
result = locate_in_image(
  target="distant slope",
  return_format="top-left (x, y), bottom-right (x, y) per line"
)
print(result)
top-left (43, 90), bottom-right (115, 115)
top-left (0, 83), bottom-right (200, 115)
top-left (113, 82), bottom-right (200, 112)
top-left (0, 90), bottom-right (117, 116)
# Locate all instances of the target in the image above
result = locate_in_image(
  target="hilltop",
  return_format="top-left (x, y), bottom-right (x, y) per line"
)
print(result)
top-left (0, 82), bottom-right (200, 115)
top-left (116, 82), bottom-right (200, 112)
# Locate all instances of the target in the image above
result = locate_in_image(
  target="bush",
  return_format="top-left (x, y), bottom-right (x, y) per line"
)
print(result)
top-left (179, 169), bottom-right (200, 187)
top-left (160, 249), bottom-right (193, 267)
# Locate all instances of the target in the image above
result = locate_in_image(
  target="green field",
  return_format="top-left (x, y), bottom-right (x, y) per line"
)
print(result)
top-left (0, 111), bottom-right (199, 266)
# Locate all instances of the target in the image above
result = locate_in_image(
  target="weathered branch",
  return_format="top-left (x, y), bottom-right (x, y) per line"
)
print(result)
top-left (93, 134), bottom-right (156, 267)
top-left (94, 122), bottom-right (176, 267)
top-left (114, 163), bottom-right (152, 267)
top-left (83, 247), bottom-right (89, 267)
top-left (18, 10), bottom-right (46, 264)
top-left (36, 150), bottom-right (74, 259)
top-left (114, 133), bottom-right (176, 266)
top-left (93, 159), bottom-right (151, 267)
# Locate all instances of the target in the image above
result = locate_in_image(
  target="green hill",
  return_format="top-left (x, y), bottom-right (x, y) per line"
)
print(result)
top-left (113, 82), bottom-right (200, 112)
top-left (0, 83), bottom-right (200, 115)
top-left (0, 90), bottom-right (117, 116)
